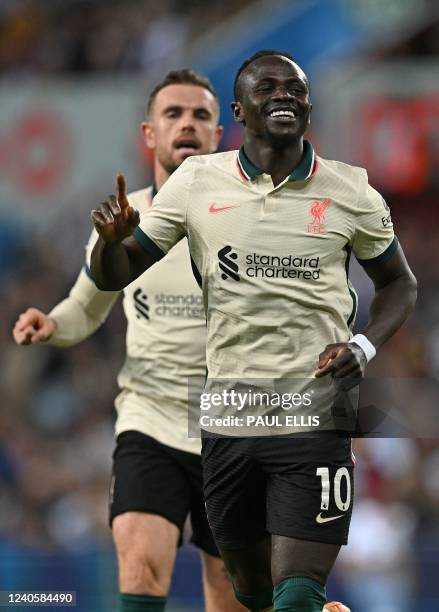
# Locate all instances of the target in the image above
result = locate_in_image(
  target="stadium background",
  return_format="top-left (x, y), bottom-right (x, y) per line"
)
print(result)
top-left (1, 0), bottom-right (438, 610)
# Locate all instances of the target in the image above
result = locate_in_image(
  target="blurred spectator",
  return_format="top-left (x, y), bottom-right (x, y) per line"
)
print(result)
top-left (0, 0), bottom-right (255, 76)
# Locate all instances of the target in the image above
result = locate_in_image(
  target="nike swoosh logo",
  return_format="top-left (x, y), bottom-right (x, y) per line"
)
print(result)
top-left (209, 203), bottom-right (238, 213)
top-left (315, 512), bottom-right (344, 524)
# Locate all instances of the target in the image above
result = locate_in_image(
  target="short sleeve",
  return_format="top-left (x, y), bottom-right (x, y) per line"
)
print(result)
top-left (352, 182), bottom-right (398, 267)
top-left (133, 158), bottom-right (192, 261)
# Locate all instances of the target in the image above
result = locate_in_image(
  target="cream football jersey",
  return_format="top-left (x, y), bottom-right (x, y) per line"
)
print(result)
top-left (85, 187), bottom-right (206, 452)
top-left (134, 142), bottom-right (397, 434)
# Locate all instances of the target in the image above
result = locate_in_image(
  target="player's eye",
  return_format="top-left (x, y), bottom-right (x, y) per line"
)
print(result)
top-left (195, 110), bottom-right (211, 120)
top-left (294, 85), bottom-right (309, 95)
top-left (256, 86), bottom-right (272, 93)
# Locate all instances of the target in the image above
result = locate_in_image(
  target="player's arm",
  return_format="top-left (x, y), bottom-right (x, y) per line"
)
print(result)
top-left (91, 168), bottom-right (188, 290)
top-left (358, 244), bottom-right (417, 348)
top-left (316, 245), bottom-right (417, 383)
top-left (13, 267), bottom-right (119, 347)
top-left (316, 182), bottom-right (416, 386)
top-left (90, 175), bottom-right (154, 290)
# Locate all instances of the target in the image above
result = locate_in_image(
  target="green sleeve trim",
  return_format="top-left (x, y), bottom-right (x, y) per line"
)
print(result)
top-left (190, 256), bottom-right (202, 289)
top-left (133, 227), bottom-right (165, 261)
top-left (347, 287), bottom-right (358, 328)
top-left (83, 263), bottom-right (92, 279)
top-left (357, 236), bottom-right (399, 267)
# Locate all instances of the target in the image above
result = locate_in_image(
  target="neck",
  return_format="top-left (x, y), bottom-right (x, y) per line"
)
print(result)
top-left (154, 160), bottom-right (170, 191)
top-left (243, 134), bottom-right (304, 187)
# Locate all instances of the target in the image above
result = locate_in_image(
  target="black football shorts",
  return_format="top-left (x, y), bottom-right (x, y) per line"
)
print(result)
top-left (110, 430), bottom-right (219, 556)
top-left (202, 433), bottom-right (354, 550)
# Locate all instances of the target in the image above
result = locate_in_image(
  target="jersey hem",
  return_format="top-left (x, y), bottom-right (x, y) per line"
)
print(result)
top-left (116, 422), bottom-right (201, 455)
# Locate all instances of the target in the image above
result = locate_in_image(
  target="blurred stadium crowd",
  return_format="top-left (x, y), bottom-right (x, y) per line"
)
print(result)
top-left (1, 1), bottom-right (438, 611)
top-left (0, 0), bottom-right (251, 75)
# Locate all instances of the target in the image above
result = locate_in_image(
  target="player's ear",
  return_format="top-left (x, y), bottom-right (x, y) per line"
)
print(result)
top-left (308, 103), bottom-right (313, 127)
top-left (214, 124), bottom-right (224, 147)
top-left (141, 121), bottom-right (156, 150)
top-left (231, 101), bottom-right (245, 125)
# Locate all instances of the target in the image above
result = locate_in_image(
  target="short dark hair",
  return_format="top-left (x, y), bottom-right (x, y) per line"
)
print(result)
top-left (147, 69), bottom-right (219, 116)
top-left (233, 50), bottom-right (301, 100)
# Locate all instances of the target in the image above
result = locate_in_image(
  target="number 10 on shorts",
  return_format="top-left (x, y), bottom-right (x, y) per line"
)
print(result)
top-left (316, 467), bottom-right (351, 512)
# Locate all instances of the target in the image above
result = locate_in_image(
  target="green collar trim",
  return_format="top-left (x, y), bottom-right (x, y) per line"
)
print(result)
top-left (238, 147), bottom-right (263, 179)
top-left (238, 140), bottom-right (315, 182)
top-left (289, 140), bottom-right (315, 181)
top-left (151, 182), bottom-right (158, 198)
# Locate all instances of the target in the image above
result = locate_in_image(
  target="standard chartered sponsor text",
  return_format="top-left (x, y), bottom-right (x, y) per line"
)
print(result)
top-left (245, 254), bottom-right (321, 279)
top-left (155, 293), bottom-right (203, 318)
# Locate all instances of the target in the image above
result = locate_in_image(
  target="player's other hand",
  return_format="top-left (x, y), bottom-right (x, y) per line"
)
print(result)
top-left (315, 342), bottom-right (367, 390)
top-left (91, 174), bottom-right (140, 243)
top-left (13, 308), bottom-right (57, 345)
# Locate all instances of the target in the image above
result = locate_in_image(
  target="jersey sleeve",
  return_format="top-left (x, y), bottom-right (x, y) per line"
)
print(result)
top-left (47, 228), bottom-right (120, 347)
top-left (47, 268), bottom-right (119, 347)
top-left (352, 182), bottom-right (398, 267)
top-left (133, 158), bottom-right (193, 261)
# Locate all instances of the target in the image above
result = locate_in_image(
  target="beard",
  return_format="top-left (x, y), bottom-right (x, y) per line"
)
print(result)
top-left (158, 148), bottom-right (198, 176)
top-left (159, 154), bottom-right (180, 176)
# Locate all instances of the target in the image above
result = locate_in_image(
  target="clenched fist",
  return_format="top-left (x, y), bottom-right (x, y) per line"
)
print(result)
top-left (315, 342), bottom-right (367, 390)
top-left (91, 174), bottom-right (140, 242)
top-left (13, 308), bottom-right (56, 345)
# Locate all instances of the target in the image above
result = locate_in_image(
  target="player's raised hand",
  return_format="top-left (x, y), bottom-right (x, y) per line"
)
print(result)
top-left (315, 342), bottom-right (366, 390)
top-left (13, 307), bottom-right (57, 345)
top-left (91, 174), bottom-right (140, 242)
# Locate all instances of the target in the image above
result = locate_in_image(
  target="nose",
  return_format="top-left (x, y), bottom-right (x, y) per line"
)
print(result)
top-left (179, 111), bottom-right (196, 131)
top-left (272, 85), bottom-right (293, 100)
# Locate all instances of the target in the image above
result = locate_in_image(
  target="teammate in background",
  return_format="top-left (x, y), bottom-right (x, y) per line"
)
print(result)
top-left (88, 51), bottom-right (417, 612)
top-left (13, 70), bottom-right (245, 612)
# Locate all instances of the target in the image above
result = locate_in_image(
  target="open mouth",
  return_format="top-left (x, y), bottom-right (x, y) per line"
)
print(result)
top-left (174, 139), bottom-right (200, 152)
top-left (267, 108), bottom-right (297, 122)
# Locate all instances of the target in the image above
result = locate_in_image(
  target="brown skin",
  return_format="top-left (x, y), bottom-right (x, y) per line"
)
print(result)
top-left (232, 56), bottom-right (417, 389)
top-left (90, 83), bottom-right (222, 288)
top-left (92, 55), bottom-right (417, 388)
top-left (315, 245), bottom-right (417, 389)
top-left (231, 55), bottom-right (312, 187)
top-left (14, 84), bottom-right (223, 346)
top-left (15, 83), bottom-right (242, 611)
top-left (90, 54), bottom-right (416, 605)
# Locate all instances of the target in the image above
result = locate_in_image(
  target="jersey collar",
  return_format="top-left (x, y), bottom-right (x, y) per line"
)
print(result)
top-left (237, 140), bottom-right (316, 183)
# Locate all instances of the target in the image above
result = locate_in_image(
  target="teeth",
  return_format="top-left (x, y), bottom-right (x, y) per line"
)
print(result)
top-left (270, 110), bottom-right (296, 118)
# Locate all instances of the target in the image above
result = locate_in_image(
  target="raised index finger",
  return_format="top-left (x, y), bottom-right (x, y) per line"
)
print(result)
top-left (116, 173), bottom-right (129, 208)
